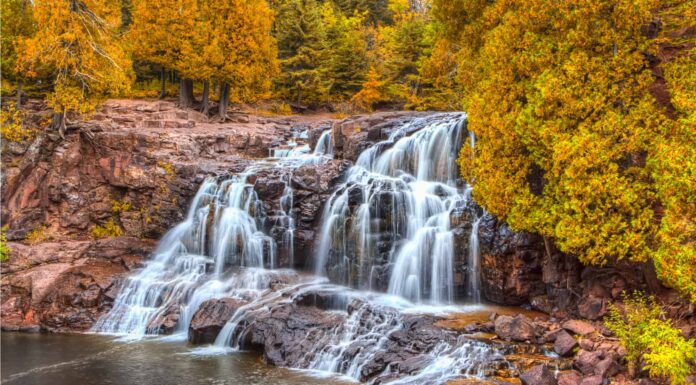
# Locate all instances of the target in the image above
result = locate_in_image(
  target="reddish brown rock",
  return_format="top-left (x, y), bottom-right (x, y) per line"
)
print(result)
top-left (573, 350), bottom-right (602, 375)
top-left (0, 237), bottom-right (151, 332)
top-left (494, 314), bottom-right (536, 342)
top-left (554, 330), bottom-right (579, 357)
top-left (520, 364), bottom-right (557, 385)
top-left (557, 371), bottom-right (582, 385)
top-left (189, 298), bottom-right (246, 344)
top-left (562, 320), bottom-right (596, 336)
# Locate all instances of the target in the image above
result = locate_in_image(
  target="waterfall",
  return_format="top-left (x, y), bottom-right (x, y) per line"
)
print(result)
top-left (91, 172), bottom-right (278, 337)
top-left (314, 129), bottom-right (333, 156)
top-left (93, 115), bottom-right (499, 384)
top-left (314, 114), bottom-right (470, 304)
top-left (468, 217), bottom-right (481, 303)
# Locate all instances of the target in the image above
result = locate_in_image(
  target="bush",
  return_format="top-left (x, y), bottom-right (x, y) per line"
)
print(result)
top-left (0, 226), bottom-right (10, 263)
top-left (606, 292), bottom-right (696, 384)
top-left (1, 105), bottom-right (35, 143)
top-left (91, 218), bottom-right (124, 239)
top-left (26, 224), bottom-right (52, 244)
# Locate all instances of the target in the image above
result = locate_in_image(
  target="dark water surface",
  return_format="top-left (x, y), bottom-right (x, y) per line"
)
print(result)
top-left (1, 332), bottom-right (350, 385)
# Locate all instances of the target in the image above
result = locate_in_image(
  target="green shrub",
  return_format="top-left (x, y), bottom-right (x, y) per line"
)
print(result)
top-left (606, 292), bottom-right (696, 384)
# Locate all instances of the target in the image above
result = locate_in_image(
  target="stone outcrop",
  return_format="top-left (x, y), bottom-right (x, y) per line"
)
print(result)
top-left (0, 237), bottom-right (152, 332)
top-left (189, 298), bottom-right (246, 344)
top-left (329, 111), bottom-right (430, 162)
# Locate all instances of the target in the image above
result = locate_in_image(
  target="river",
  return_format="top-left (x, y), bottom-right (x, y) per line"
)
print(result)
top-left (1, 332), bottom-right (352, 385)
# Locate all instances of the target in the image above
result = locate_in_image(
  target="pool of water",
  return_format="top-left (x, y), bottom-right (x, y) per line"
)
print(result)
top-left (1, 332), bottom-right (354, 385)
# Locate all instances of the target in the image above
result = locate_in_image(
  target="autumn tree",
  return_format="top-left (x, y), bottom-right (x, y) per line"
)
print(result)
top-left (18, 0), bottom-right (133, 137)
top-left (1, 0), bottom-right (35, 107)
top-left (128, 0), bottom-right (198, 105)
top-left (438, 0), bottom-right (696, 301)
top-left (205, 0), bottom-right (278, 119)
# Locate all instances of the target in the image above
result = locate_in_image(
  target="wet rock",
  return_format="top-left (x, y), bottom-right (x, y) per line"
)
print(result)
top-left (189, 298), bottom-right (246, 344)
top-left (478, 215), bottom-right (545, 305)
top-left (495, 314), bottom-right (536, 342)
top-left (554, 330), bottom-right (578, 357)
top-left (147, 304), bottom-right (180, 335)
top-left (520, 364), bottom-right (557, 385)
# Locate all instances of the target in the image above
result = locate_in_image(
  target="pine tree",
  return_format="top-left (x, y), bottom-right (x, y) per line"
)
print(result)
top-left (19, 0), bottom-right (133, 137)
top-left (273, 0), bottom-right (328, 106)
top-left (323, 3), bottom-right (369, 101)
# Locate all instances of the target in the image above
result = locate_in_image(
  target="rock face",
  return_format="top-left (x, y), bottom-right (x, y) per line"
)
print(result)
top-left (1, 100), bottom-right (336, 242)
top-left (189, 298), bottom-right (246, 344)
top-left (330, 111), bottom-right (430, 162)
top-left (0, 237), bottom-right (152, 332)
top-left (252, 159), bottom-right (350, 267)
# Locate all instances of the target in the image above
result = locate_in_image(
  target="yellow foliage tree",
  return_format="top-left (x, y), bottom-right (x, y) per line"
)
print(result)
top-left (352, 67), bottom-right (385, 111)
top-left (19, 0), bottom-right (133, 137)
top-left (436, 0), bottom-right (696, 301)
top-left (1, 0), bottom-right (35, 107)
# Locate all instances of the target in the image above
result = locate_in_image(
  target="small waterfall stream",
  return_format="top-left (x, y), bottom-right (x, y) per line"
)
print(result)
top-left (314, 114), bottom-right (478, 304)
top-left (94, 115), bottom-right (493, 384)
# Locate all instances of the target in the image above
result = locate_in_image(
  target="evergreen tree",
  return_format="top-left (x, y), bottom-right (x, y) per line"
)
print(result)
top-left (208, 0), bottom-right (279, 118)
top-left (322, 3), bottom-right (369, 100)
top-left (273, 0), bottom-right (328, 105)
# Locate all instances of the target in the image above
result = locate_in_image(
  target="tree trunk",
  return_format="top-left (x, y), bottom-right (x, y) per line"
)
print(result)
top-left (218, 83), bottom-right (230, 121)
top-left (16, 79), bottom-right (22, 108)
top-left (159, 67), bottom-right (166, 99)
top-left (51, 111), bottom-right (66, 139)
top-left (186, 79), bottom-right (195, 104)
top-left (200, 81), bottom-right (210, 115)
top-left (296, 84), bottom-right (302, 106)
top-left (178, 78), bottom-right (195, 108)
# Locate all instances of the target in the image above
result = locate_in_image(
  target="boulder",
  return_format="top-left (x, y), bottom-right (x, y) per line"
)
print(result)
top-left (562, 320), bottom-right (596, 336)
top-left (520, 364), bottom-right (557, 385)
top-left (579, 375), bottom-right (603, 385)
top-left (557, 371), bottom-right (582, 385)
top-left (495, 314), bottom-right (536, 342)
top-left (554, 330), bottom-right (579, 356)
top-left (573, 350), bottom-right (602, 375)
top-left (189, 298), bottom-right (246, 344)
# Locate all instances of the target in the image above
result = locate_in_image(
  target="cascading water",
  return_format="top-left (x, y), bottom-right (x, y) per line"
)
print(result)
top-left (94, 115), bottom-right (498, 384)
top-left (314, 114), bottom-right (481, 304)
top-left (94, 129), bottom-right (334, 337)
